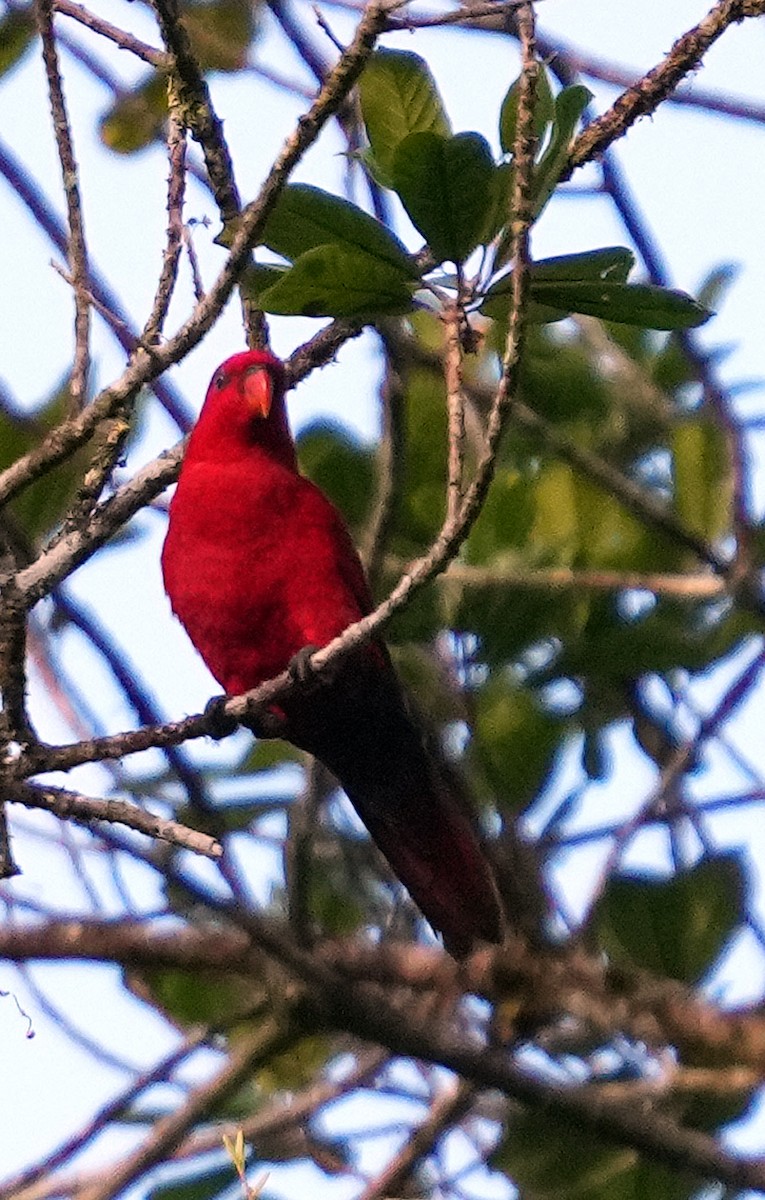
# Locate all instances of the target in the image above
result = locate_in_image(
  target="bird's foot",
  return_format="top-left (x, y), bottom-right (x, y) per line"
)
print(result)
top-left (245, 705), bottom-right (288, 739)
top-left (203, 695), bottom-right (239, 740)
top-left (288, 644), bottom-right (323, 691)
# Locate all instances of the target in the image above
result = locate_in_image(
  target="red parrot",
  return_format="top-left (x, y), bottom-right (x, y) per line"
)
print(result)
top-left (162, 349), bottom-right (504, 957)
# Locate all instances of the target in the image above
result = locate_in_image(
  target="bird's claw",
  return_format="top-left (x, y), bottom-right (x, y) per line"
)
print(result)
top-left (288, 644), bottom-right (322, 689)
top-left (245, 706), bottom-right (288, 739)
top-left (203, 695), bottom-right (239, 740)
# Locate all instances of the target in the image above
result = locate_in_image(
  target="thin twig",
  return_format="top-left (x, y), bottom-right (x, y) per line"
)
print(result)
top-left (37, 0), bottom-right (91, 410)
top-left (144, 106), bottom-right (188, 344)
top-left (15, 439), bottom-right (185, 607)
top-left (285, 756), bottom-right (326, 945)
top-left (536, 31), bottom-right (765, 126)
top-left (54, 0), bottom-right (168, 66)
top-left (0, 0), bottom-right (396, 510)
top-left (567, 0), bottom-right (765, 174)
top-left (151, 0), bottom-right (266, 347)
top-left (54, 587), bottom-right (217, 818)
top-left (77, 1021), bottom-right (297, 1200)
top-left (0, 137), bottom-right (191, 431)
top-left (5, 782), bottom-right (223, 858)
top-left (397, 560), bottom-right (726, 599)
top-left (0, 1027), bottom-right (211, 1200)
top-left (359, 1080), bottom-right (477, 1200)
top-left (443, 303), bottom-right (467, 526)
top-left (587, 643), bottom-right (765, 914)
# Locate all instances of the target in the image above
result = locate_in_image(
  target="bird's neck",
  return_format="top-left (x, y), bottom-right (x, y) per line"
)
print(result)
top-left (186, 400), bottom-right (298, 472)
top-left (247, 408), bottom-right (298, 470)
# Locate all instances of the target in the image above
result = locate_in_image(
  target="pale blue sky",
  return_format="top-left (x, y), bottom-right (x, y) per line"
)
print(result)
top-left (1, 0), bottom-right (764, 1190)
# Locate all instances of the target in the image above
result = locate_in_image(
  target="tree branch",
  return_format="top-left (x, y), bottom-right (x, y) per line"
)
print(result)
top-left (4, 782), bottom-right (223, 858)
top-left (567, 0), bottom-right (765, 173)
top-left (37, 0), bottom-right (91, 410)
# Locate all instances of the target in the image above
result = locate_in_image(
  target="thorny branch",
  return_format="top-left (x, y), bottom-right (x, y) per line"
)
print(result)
top-left (2, 0), bottom-right (765, 1194)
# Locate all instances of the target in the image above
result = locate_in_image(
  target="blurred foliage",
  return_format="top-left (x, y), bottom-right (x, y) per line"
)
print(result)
top-left (0, 7), bottom-right (36, 78)
top-left (597, 854), bottom-right (745, 987)
top-left (493, 1110), bottom-right (704, 1200)
top-left (100, 0), bottom-right (257, 152)
top-left (0, 377), bottom-right (118, 543)
top-left (5, 9), bottom-right (763, 1200)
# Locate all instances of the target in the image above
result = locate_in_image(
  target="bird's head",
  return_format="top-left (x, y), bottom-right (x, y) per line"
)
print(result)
top-left (187, 349), bottom-right (294, 463)
top-left (208, 349), bottom-right (286, 420)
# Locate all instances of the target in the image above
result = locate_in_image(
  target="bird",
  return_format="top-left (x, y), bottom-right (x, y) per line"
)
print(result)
top-left (161, 348), bottom-right (504, 957)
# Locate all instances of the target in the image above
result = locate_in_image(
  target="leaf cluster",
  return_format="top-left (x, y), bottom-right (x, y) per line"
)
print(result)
top-left (234, 51), bottom-right (711, 332)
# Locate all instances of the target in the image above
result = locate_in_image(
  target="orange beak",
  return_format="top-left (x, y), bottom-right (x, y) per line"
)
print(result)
top-left (243, 367), bottom-right (273, 418)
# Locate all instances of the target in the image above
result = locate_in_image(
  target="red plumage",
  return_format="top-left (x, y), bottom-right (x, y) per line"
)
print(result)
top-left (162, 349), bottom-right (504, 956)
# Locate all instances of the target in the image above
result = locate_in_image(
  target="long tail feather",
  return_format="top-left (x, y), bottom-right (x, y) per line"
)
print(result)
top-left (279, 650), bottom-right (505, 957)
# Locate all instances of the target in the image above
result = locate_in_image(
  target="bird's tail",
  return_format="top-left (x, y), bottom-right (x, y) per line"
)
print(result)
top-left (282, 651), bottom-right (505, 958)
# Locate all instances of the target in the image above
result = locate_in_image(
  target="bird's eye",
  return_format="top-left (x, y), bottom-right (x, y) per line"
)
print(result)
top-left (214, 372), bottom-right (226, 390)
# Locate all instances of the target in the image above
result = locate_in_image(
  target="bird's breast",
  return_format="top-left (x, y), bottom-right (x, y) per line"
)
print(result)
top-left (163, 460), bottom-right (367, 694)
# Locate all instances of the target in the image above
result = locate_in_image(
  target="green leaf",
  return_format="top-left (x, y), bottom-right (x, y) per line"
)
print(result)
top-left (530, 460), bottom-right (579, 563)
top-left (0, 8), bottom-right (36, 77)
top-left (390, 359), bottom-right (447, 551)
top-left (261, 183), bottom-right (417, 276)
top-left (472, 677), bottom-right (561, 812)
top-left (554, 596), bottom-right (753, 682)
top-left (481, 247), bottom-right (635, 321)
top-left (100, 72), bottom-right (168, 154)
top-left (392, 131), bottom-right (495, 264)
top-left (258, 243), bottom-right (415, 317)
top-left (463, 466), bottom-right (535, 562)
top-left (238, 262), bottom-right (289, 302)
top-left (479, 161), bottom-right (515, 244)
top-left (494, 1110), bottom-right (701, 1200)
top-left (598, 853), bottom-right (746, 984)
top-left (531, 247), bottom-right (635, 283)
top-left (148, 1161), bottom-right (241, 1200)
top-left (0, 377), bottom-right (123, 540)
top-left (256, 1034), bottom-right (331, 1092)
top-left (529, 280), bottom-right (711, 329)
top-left (184, 0), bottom-right (256, 72)
top-left (297, 422), bottom-right (375, 533)
top-left (514, 323), bottom-right (612, 426)
top-left (672, 416), bottom-right (732, 539)
top-left (127, 966), bottom-right (257, 1027)
top-left (242, 740), bottom-right (304, 771)
top-left (359, 48), bottom-right (451, 188)
top-left (573, 475), bottom-right (667, 571)
top-left (499, 62), bottom-right (555, 155)
top-left (532, 83), bottom-right (592, 217)
top-left (308, 870), bottom-right (365, 936)
top-left (696, 262), bottom-right (740, 311)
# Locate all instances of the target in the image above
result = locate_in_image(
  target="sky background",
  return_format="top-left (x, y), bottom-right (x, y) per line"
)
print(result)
top-left (1, 0), bottom-right (764, 1191)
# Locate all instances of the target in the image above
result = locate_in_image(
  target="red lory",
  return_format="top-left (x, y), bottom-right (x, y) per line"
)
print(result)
top-left (162, 349), bottom-right (504, 957)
